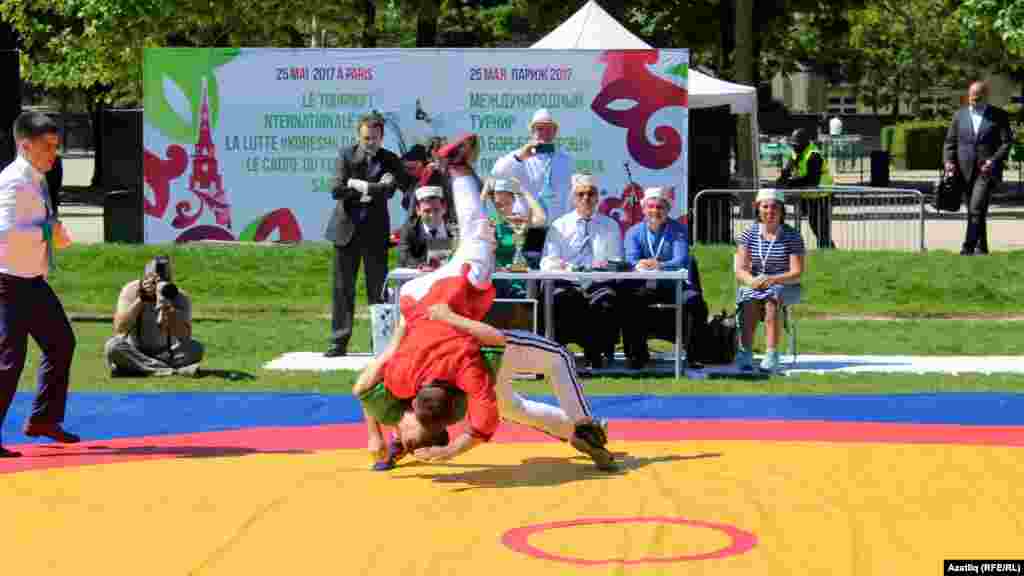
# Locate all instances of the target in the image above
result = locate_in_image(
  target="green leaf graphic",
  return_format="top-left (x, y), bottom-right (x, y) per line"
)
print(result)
top-left (143, 48), bottom-right (240, 143)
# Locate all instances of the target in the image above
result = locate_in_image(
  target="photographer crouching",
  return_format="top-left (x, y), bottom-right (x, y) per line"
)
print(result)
top-left (104, 256), bottom-right (204, 376)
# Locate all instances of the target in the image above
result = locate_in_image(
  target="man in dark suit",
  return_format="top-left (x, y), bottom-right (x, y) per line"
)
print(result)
top-left (944, 81), bottom-right (1014, 255)
top-left (397, 185), bottom-right (455, 269)
top-left (324, 112), bottom-right (411, 357)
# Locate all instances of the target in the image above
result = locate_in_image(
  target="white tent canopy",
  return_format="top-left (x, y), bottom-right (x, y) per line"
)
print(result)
top-left (532, 0), bottom-right (760, 180)
top-left (532, 1), bottom-right (757, 114)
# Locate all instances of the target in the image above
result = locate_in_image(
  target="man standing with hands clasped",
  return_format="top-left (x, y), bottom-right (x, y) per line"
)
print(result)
top-left (0, 112), bottom-right (79, 457)
top-left (324, 112), bottom-right (411, 357)
top-left (944, 80), bottom-right (1014, 256)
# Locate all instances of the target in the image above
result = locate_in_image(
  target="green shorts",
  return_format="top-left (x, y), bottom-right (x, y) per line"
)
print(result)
top-left (360, 347), bottom-right (505, 426)
top-left (358, 382), bottom-right (406, 426)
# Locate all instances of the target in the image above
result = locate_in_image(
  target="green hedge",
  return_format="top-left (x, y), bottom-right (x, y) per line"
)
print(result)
top-left (890, 120), bottom-right (947, 170)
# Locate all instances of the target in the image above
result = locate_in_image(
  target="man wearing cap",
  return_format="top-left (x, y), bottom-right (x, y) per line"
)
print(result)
top-left (777, 127), bottom-right (834, 249)
top-left (324, 112), bottom-right (412, 357)
top-left (540, 173), bottom-right (624, 369)
top-left (491, 108), bottom-right (575, 220)
top-left (621, 187), bottom-right (705, 370)
top-left (397, 185), bottom-right (454, 269)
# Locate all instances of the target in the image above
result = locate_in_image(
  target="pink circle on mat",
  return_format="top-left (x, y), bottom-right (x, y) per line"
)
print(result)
top-left (501, 516), bottom-right (757, 566)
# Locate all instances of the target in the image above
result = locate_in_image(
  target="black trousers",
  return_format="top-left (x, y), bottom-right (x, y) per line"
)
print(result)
top-left (546, 280), bottom-right (620, 361)
top-left (621, 280), bottom-right (706, 362)
top-left (963, 173), bottom-right (995, 253)
top-left (330, 234), bottom-right (389, 351)
top-left (800, 196), bottom-right (834, 249)
top-left (0, 274), bottom-right (76, 444)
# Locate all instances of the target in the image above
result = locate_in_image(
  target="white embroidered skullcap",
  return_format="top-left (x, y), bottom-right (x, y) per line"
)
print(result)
top-left (572, 173), bottom-right (597, 189)
top-left (492, 178), bottom-right (521, 194)
top-left (415, 186), bottom-right (444, 202)
top-left (755, 188), bottom-right (785, 205)
top-left (529, 108), bottom-right (558, 130)
top-left (642, 187), bottom-right (671, 208)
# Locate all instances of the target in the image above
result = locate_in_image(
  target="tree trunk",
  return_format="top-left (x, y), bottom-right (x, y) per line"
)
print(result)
top-left (363, 0), bottom-right (377, 48)
top-left (733, 0), bottom-right (755, 183)
top-left (89, 93), bottom-right (106, 190)
top-left (0, 30), bottom-right (21, 166)
top-left (718, 0), bottom-right (734, 74)
top-left (416, 0), bottom-right (440, 47)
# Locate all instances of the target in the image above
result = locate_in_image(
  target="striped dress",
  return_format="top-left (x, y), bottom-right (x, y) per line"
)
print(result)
top-left (736, 223), bottom-right (805, 304)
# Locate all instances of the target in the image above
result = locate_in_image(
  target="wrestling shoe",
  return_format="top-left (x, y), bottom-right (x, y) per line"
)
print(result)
top-left (759, 350), bottom-right (781, 374)
top-left (571, 420), bottom-right (616, 471)
top-left (371, 436), bottom-right (408, 471)
top-left (735, 348), bottom-right (753, 372)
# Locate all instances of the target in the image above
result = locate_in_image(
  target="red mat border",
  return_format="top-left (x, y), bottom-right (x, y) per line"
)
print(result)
top-left (4, 418), bottom-right (1023, 475)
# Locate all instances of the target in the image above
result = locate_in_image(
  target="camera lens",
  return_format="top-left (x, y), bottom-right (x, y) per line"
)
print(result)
top-left (157, 282), bottom-right (178, 300)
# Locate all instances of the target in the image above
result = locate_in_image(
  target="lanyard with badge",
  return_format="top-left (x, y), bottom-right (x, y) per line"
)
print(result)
top-left (646, 227), bottom-right (667, 261)
top-left (757, 223), bottom-right (778, 278)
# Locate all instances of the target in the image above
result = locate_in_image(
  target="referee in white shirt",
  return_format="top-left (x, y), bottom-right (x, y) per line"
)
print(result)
top-left (540, 173), bottom-right (623, 369)
top-left (0, 112), bottom-right (79, 458)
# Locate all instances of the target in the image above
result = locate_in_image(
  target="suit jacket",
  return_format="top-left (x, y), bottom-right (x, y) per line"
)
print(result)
top-left (944, 105), bottom-right (1014, 184)
top-left (324, 145), bottom-right (410, 247)
top-left (397, 216), bottom-right (455, 268)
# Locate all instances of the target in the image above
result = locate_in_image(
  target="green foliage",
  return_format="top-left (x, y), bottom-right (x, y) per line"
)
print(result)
top-left (959, 0), bottom-right (1024, 57)
top-left (888, 120), bottom-right (948, 169)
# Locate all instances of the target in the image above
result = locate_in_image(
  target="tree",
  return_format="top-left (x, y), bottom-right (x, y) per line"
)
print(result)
top-left (959, 0), bottom-right (1024, 57)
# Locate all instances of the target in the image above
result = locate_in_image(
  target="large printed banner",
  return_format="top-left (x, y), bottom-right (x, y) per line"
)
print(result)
top-left (142, 48), bottom-right (689, 243)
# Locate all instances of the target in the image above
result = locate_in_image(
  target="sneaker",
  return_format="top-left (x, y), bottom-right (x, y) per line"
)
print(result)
top-left (759, 351), bottom-right (781, 373)
top-left (570, 420), bottom-right (616, 471)
top-left (735, 349), bottom-right (753, 371)
top-left (175, 363), bottom-right (200, 377)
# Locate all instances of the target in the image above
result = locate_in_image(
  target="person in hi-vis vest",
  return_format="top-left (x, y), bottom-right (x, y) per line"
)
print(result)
top-left (777, 128), bottom-right (835, 249)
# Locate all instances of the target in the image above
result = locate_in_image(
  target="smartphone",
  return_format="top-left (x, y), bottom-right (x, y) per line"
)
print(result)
top-left (534, 143), bottom-right (555, 155)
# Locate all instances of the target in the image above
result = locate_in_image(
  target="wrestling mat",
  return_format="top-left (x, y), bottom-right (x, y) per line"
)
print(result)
top-left (3, 392), bottom-right (1022, 575)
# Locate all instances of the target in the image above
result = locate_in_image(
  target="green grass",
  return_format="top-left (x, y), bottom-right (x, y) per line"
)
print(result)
top-left (15, 243), bottom-right (1022, 396)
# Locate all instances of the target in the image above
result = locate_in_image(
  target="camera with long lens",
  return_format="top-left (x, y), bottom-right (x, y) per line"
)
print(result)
top-left (141, 256), bottom-right (177, 304)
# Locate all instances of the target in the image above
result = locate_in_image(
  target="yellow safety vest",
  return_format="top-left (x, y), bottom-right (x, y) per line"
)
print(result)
top-left (793, 143), bottom-right (832, 198)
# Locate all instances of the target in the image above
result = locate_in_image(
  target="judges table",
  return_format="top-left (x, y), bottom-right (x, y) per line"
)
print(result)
top-left (386, 267), bottom-right (691, 378)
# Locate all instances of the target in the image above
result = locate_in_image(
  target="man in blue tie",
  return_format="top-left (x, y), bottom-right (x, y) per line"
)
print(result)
top-left (540, 173), bottom-right (623, 369)
top-left (0, 111), bottom-right (79, 457)
top-left (943, 80), bottom-right (1014, 255)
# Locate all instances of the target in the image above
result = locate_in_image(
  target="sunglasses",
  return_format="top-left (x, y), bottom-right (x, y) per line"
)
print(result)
top-left (575, 190), bottom-right (598, 199)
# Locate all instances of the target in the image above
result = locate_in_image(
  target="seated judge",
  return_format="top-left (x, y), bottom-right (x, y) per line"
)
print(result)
top-left (397, 185), bottom-right (455, 269)
top-left (621, 187), bottom-right (706, 370)
top-left (540, 173), bottom-right (623, 369)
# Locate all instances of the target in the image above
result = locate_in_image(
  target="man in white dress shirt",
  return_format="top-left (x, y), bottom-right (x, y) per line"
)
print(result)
top-left (540, 173), bottom-right (623, 369)
top-left (0, 111), bottom-right (79, 457)
top-left (397, 185), bottom-right (455, 269)
top-left (490, 108), bottom-right (575, 220)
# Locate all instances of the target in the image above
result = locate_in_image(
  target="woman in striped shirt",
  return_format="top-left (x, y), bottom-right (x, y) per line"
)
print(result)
top-left (734, 189), bottom-right (806, 372)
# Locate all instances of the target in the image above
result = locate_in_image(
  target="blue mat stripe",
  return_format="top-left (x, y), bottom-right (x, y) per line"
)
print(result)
top-left (3, 392), bottom-right (1024, 443)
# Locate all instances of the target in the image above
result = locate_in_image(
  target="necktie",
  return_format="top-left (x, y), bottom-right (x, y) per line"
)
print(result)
top-left (40, 179), bottom-right (55, 272)
top-left (430, 228), bottom-right (438, 239)
top-left (572, 218), bottom-right (592, 267)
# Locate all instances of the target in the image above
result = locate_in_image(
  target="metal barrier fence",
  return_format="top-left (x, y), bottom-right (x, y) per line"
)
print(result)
top-left (692, 187), bottom-right (926, 252)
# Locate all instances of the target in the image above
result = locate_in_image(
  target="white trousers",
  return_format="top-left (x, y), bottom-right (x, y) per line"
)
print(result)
top-left (495, 330), bottom-right (593, 440)
top-left (400, 173), bottom-right (494, 302)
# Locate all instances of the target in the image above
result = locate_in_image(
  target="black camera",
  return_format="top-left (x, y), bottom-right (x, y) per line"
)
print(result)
top-left (153, 256), bottom-right (172, 282)
top-left (141, 256), bottom-right (177, 303)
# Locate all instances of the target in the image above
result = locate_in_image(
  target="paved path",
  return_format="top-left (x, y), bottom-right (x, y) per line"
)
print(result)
top-left (61, 156), bottom-right (1024, 250)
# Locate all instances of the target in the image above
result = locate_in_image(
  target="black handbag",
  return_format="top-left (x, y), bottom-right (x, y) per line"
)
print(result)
top-left (691, 309), bottom-right (738, 365)
top-left (934, 171), bottom-right (962, 212)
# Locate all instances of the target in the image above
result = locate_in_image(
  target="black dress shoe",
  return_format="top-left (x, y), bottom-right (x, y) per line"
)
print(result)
top-left (0, 446), bottom-right (22, 458)
top-left (22, 422), bottom-right (80, 444)
top-left (324, 347), bottom-right (347, 358)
